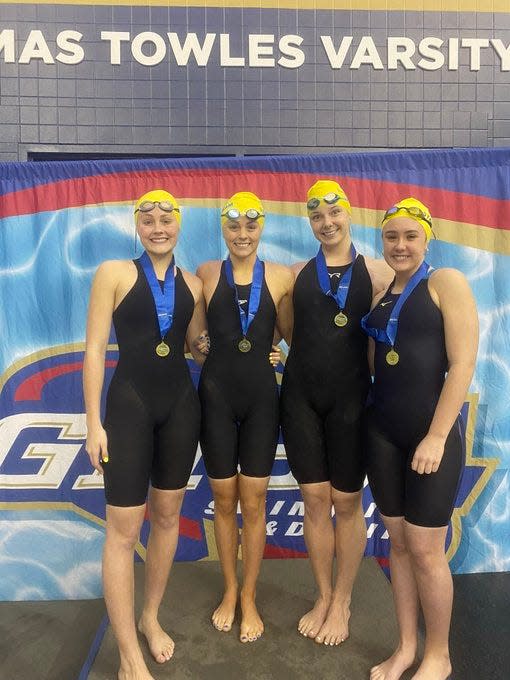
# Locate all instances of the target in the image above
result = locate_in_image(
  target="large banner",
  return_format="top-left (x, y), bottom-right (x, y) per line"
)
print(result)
top-left (1, 1), bottom-right (510, 157)
top-left (0, 148), bottom-right (508, 600)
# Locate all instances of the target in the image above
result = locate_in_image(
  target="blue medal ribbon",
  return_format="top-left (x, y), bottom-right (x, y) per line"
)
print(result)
top-left (361, 261), bottom-right (432, 345)
top-left (315, 244), bottom-right (357, 311)
top-left (224, 256), bottom-right (264, 338)
top-left (139, 251), bottom-right (175, 340)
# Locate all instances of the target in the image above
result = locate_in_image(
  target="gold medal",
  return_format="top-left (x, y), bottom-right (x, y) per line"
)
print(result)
top-left (156, 341), bottom-right (170, 357)
top-left (238, 338), bottom-right (252, 353)
top-left (386, 349), bottom-right (399, 366)
top-left (334, 312), bottom-right (348, 327)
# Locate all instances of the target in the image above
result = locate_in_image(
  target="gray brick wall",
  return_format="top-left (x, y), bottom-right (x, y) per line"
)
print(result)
top-left (0, 5), bottom-right (508, 160)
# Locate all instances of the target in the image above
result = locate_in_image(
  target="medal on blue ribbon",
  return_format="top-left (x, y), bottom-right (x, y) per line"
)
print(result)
top-left (361, 261), bottom-right (432, 366)
top-left (224, 256), bottom-right (264, 352)
top-left (315, 244), bottom-right (357, 327)
top-left (139, 251), bottom-right (175, 357)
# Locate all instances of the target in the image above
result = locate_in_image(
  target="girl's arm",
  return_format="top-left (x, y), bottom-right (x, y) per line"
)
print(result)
top-left (83, 263), bottom-right (118, 472)
top-left (183, 271), bottom-right (209, 366)
top-left (411, 269), bottom-right (478, 475)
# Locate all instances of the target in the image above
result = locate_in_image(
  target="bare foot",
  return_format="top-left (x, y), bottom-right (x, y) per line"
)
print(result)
top-left (370, 646), bottom-right (416, 680)
top-left (212, 587), bottom-right (237, 632)
top-left (297, 595), bottom-right (331, 639)
top-left (239, 593), bottom-right (264, 642)
top-left (118, 657), bottom-right (155, 680)
top-left (411, 655), bottom-right (451, 680)
top-left (119, 670), bottom-right (154, 680)
top-left (137, 618), bottom-right (175, 663)
top-left (315, 598), bottom-right (350, 646)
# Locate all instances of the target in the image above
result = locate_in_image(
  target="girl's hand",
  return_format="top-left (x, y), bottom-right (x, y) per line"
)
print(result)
top-left (269, 344), bottom-right (282, 368)
top-left (411, 433), bottom-right (446, 474)
top-left (193, 330), bottom-right (210, 355)
top-left (85, 424), bottom-right (109, 473)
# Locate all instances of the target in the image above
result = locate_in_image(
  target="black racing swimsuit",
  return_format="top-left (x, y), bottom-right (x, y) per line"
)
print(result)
top-left (364, 278), bottom-right (464, 527)
top-left (281, 255), bottom-right (372, 492)
top-left (199, 261), bottom-right (279, 479)
top-left (103, 259), bottom-right (200, 507)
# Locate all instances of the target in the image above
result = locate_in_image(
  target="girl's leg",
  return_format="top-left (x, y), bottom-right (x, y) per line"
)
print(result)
top-left (238, 473), bottom-right (271, 642)
top-left (315, 488), bottom-right (366, 646)
top-left (406, 523), bottom-right (452, 680)
top-left (209, 475), bottom-right (240, 632)
top-left (103, 503), bottom-right (154, 680)
top-left (370, 515), bottom-right (419, 680)
top-left (298, 482), bottom-right (335, 639)
top-left (137, 487), bottom-right (186, 663)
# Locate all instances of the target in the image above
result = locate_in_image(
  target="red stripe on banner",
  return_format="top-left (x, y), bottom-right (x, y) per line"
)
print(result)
top-left (14, 360), bottom-right (117, 401)
top-left (263, 544), bottom-right (308, 559)
top-left (0, 168), bottom-right (508, 231)
top-left (179, 516), bottom-right (203, 541)
top-left (376, 557), bottom-right (390, 569)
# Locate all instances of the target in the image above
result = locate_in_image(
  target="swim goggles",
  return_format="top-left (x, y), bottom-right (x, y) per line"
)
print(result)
top-left (383, 205), bottom-right (432, 227)
top-left (222, 208), bottom-right (265, 220)
top-left (306, 192), bottom-right (345, 211)
top-left (135, 200), bottom-right (180, 214)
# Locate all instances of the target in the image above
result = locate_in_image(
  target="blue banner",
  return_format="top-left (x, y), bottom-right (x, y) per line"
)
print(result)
top-left (0, 149), bottom-right (508, 599)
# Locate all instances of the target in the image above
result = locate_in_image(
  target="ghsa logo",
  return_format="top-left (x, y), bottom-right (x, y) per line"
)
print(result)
top-left (0, 344), bottom-right (211, 560)
top-left (0, 344), bottom-right (101, 509)
top-left (0, 345), bottom-right (496, 564)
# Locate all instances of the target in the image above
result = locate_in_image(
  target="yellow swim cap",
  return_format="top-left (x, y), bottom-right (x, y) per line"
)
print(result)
top-left (382, 197), bottom-right (432, 241)
top-left (306, 179), bottom-right (351, 215)
top-left (134, 189), bottom-right (181, 225)
top-left (221, 191), bottom-right (265, 228)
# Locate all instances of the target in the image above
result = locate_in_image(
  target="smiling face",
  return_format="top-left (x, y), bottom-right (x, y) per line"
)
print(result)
top-left (222, 214), bottom-right (263, 259)
top-left (308, 202), bottom-right (351, 249)
top-left (136, 206), bottom-right (180, 256)
top-left (382, 217), bottom-right (428, 276)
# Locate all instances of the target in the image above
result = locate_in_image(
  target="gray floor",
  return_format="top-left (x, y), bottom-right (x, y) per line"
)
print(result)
top-left (90, 558), bottom-right (405, 680)
top-left (450, 571), bottom-right (510, 680)
top-left (0, 595), bottom-right (105, 680)
top-left (1, 559), bottom-right (509, 680)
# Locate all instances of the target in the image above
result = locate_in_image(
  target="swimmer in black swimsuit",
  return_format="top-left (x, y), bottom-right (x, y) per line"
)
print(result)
top-left (84, 190), bottom-right (207, 680)
top-left (197, 191), bottom-right (293, 643)
top-left (280, 179), bottom-right (392, 646)
top-left (362, 197), bottom-right (478, 680)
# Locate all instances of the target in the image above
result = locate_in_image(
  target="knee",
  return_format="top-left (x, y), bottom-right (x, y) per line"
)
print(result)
top-left (214, 494), bottom-right (238, 518)
top-left (105, 523), bottom-right (140, 551)
top-left (332, 490), bottom-right (362, 521)
top-left (406, 540), bottom-right (444, 572)
top-left (303, 496), bottom-right (332, 524)
top-left (389, 535), bottom-right (409, 556)
top-left (150, 509), bottom-right (180, 532)
top-left (239, 495), bottom-right (265, 524)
